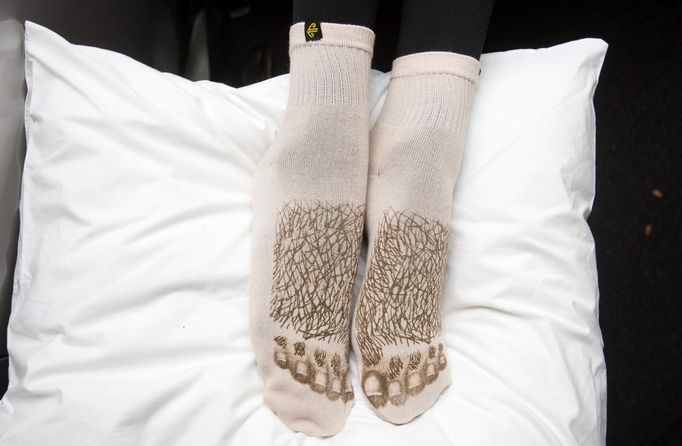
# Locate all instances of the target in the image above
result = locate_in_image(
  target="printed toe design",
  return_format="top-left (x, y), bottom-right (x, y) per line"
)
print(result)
top-left (267, 202), bottom-right (363, 402)
top-left (360, 343), bottom-right (447, 408)
top-left (273, 336), bottom-right (354, 402)
top-left (355, 209), bottom-right (450, 407)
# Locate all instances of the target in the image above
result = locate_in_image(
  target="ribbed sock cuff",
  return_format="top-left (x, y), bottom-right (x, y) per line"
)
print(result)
top-left (287, 22), bottom-right (375, 107)
top-left (289, 22), bottom-right (375, 55)
top-left (391, 51), bottom-right (480, 83)
top-left (378, 52), bottom-right (480, 130)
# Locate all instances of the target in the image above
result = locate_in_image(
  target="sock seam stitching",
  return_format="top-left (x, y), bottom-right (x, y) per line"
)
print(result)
top-left (290, 43), bottom-right (373, 57)
top-left (390, 72), bottom-right (477, 82)
top-left (373, 117), bottom-right (461, 132)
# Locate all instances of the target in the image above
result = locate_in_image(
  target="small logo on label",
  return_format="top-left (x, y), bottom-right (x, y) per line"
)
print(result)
top-left (305, 21), bottom-right (322, 41)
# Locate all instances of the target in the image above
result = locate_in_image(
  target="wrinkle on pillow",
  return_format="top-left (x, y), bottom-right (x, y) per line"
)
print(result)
top-left (0, 21), bottom-right (607, 446)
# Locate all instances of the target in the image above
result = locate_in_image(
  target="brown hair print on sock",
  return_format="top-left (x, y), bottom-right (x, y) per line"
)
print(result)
top-left (270, 201), bottom-right (364, 343)
top-left (355, 209), bottom-right (451, 408)
top-left (408, 351), bottom-right (423, 371)
top-left (330, 353), bottom-right (342, 377)
top-left (248, 22), bottom-right (375, 434)
top-left (293, 341), bottom-right (306, 356)
top-left (387, 356), bottom-right (404, 380)
top-left (268, 201), bottom-right (364, 402)
top-left (355, 208), bottom-right (448, 368)
top-left (314, 348), bottom-right (327, 367)
top-left (437, 342), bottom-right (447, 371)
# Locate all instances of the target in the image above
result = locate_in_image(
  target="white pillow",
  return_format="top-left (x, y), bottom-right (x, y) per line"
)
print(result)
top-left (0, 21), bottom-right (607, 446)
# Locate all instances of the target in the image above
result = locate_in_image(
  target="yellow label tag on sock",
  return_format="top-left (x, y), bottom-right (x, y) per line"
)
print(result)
top-left (305, 21), bottom-right (322, 41)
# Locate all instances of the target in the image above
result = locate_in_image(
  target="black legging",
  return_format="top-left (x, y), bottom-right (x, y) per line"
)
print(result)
top-left (292, 0), bottom-right (495, 60)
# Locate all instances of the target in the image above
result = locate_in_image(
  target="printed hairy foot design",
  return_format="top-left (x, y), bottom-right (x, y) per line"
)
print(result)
top-left (355, 209), bottom-right (450, 406)
top-left (269, 202), bottom-right (363, 400)
top-left (270, 202), bottom-right (364, 343)
top-left (361, 343), bottom-right (448, 407)
top-left (273, 336), bottom-right (354, 402)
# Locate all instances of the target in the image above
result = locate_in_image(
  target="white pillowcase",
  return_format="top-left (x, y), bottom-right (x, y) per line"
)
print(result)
top-left (0, 21), bottom-right (607, 446)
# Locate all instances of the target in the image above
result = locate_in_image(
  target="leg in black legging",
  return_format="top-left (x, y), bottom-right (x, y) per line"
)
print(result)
top-left (251, 0), bottom-right (378, 437)
top-left (351, 0), bottom-right (495, 424)
top-left (292, 0), bottom-right (380, 30)
top-left (397, 0), bottom-right (495, 59)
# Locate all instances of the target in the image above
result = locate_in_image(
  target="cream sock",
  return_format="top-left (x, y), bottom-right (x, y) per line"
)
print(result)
top-left (250, 22), bottom-right (374, 437)
top-left (351, 51), bottom-right (480, 424)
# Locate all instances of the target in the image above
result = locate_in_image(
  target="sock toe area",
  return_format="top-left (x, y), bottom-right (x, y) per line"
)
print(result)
top-left (372, 366), bottom-right (451, 425)
top-left (263, 374), bottom-right (352, 436)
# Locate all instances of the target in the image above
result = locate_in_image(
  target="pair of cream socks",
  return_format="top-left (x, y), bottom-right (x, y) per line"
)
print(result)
top-left (250, 22), bottom-right (479, 437)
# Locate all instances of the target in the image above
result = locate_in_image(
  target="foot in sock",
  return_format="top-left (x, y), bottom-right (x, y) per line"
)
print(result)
top-left (351, 51), bottom-right (480, 424)
top-left (249, 22), bottom-right (374, 437)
